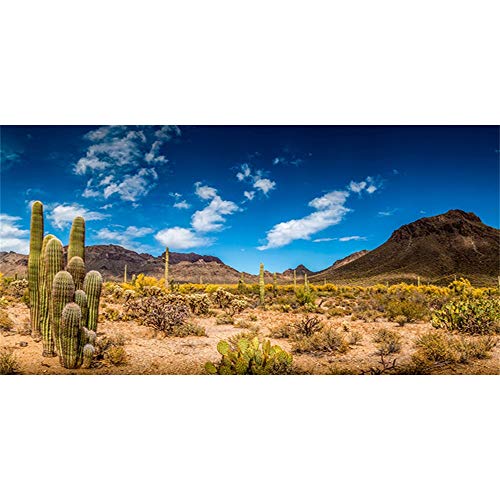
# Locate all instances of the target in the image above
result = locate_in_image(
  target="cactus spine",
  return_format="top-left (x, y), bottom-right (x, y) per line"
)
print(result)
top-left (83, 270), bottom-right (102, 332)
top-left (58, 303), bottom-right (81, 369)
top-left (123, 264), bottom-right (127, 283)
top-left (259, 263), bottom-right (265, 306)
top-left (40, 237), bottom-right (63, 356)
top-left (67, 256), bottom-right (85, 290)
top-left (164, 247), bottom-right (169, 290)
top-left (67, 216), bottom-right (85, 262)
top-left (28, 201), bottom-right (44, 338)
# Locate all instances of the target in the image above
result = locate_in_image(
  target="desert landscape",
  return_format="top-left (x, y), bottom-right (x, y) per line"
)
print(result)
top-left (1, 204), bottom-right (499, 375)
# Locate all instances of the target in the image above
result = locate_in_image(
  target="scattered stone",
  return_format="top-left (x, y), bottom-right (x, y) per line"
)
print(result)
top-left (19, 341), bottom-right (28, 347)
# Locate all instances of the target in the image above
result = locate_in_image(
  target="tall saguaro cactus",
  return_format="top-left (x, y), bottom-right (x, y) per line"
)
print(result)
top-left (273, 272), bottom-right (278, 296)
top-left (259, 263), bottom-right (265, 306)
top-left (68, 216), bottom-right (85, 262)
top-left (28, 201), bottom-right (44, 338)
top-left (40, 237), bottom-right (63, 356)
top-left (293, 269), bottom-right (297, 290)
top-left (164, 247), bottom-right (169, 290)
top-left (83, 270), bottom-right (103, 332)
top-left (123, 264), bottom-right (128, 283)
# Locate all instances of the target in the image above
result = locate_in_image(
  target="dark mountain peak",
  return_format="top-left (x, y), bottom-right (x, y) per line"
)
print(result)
top-left (282, 264), bottom-right (313, 276)
top-left (330, 250), bottom-right (369, 270)
top-left (389, 210), bottom-right (488, 243)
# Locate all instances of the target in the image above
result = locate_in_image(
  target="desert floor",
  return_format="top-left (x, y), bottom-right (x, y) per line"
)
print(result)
top-left (1, 302), bottom-right (499, 375)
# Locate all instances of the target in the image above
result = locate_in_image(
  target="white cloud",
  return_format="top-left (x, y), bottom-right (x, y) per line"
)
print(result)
top-left (74, 126), bottom-right (180, 203)
top-left (194, 182), bottom-right (218, 200)
top-left (312, 238), bottom-right (334, 243)
top-left (258, 190), bottom-right (351, 250)
top-left (348, 180), bottom-right (367, 193)
top-left (236, 165), bottom-right (276, 197)
top-left (348, 176), bottom-right (381, 195)
top-left (103, 168), bottom-right (158, 202)
top-left (96, 225), bottom-right (153, 251)
top-left (47, 203), bottom-right (109, 230)
top-left (338, 235), bottom-right (367, 242)
top-left (244, 190), bottom-right (255, 200)
top-left (155, 227), bottom-right (213, 250)
top-left (191, 195), bottom-right (239, 232)
top-left (0, 214), bottom-right (30, 253)
top-left (253, 177), bottom-right (276, 195)
top-left (378, 209), bottom-right (396, 217)
top-left (173, 200), bottom-right (191, 209)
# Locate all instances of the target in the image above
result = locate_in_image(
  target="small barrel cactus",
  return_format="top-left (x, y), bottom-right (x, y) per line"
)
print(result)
top-left (67, 256), bottom-right (86, 290)
top-left (81, 343), bottom-right (95, 369)
top-left (83, 270), bottom-right (102, 332)
top-left (59, 302), bottom-right (81, 369)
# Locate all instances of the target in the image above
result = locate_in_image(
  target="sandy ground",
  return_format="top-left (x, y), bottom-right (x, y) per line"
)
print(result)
top-left (1, 302), bottom-right (499, 375)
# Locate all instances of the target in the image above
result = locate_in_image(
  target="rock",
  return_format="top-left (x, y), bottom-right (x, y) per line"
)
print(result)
top-left (19, 341), bottom-right (28, 347)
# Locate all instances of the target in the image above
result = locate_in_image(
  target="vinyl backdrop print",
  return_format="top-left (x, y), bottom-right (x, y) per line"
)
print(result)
top-left (0, 125), bottom-right (499, 375)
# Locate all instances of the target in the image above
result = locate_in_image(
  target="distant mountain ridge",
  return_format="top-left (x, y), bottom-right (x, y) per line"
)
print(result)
top-left (1, 210), bottom-right (498, 285)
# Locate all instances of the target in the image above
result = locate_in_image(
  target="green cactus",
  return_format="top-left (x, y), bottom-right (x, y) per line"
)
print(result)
top-left (83, 270), bottom-right (102, 332)
top-left (304, 273), bottom-right (310, 293)
top-left (293, 269), bottom-right (297, 290)
top-left (273, 272), bottom-right (278, 296)
top-left (74, 289), bottom-right (88, 327)
top-left (28, 201), bottom-right (44, 338)
top-left (67, 256), bottom-right (86, 290)
top-left (58, 302), bottom-right (81, 369)
top-left (123, 264), bottom-right (128, 283)
top-left (40, 237), bottom-right (63, 356)
top-left (164, 247), bottom-right (169, 290)
top-left (51, 271), bottom-right (75, 355)
top-left (259, 263), bottom-right (265, 306)
top-left (67, 216), bottom-right (85, 262)
top-left (81, 344), bottom-right (95, 369)
top-left (206, 337), bottom-right (293, 375)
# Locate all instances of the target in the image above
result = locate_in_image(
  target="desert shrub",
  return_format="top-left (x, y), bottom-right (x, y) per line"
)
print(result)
top-left (413, 332), bottom-right (459, 364)
top-left (205, 337), bottom-right (293, 375)
top-left (295, 287), bottom-right (316, 306)
top-left (269, 322), bottom-right (294, 339)
top-left (101, 306), bottom-right (123, 322)
top-left (347, 330), bottom-right (363, 345)
top-left (126, 296), bottom-right (190, 334)
top-left (173, 322), bottom-right (207, 337)
top-left (294, 316), bottom-right (323, 337)
top-left (8, 279), bottom-right (28, 299)
top-left (394, 315), bottom-right (407, 326)
top-left (185, 293), bottom-right (211, 315)
top-left (431, 296), bottom-right (500, 335)
top-left (385, 299), bottom-right (429, 323)
top-left (448, 278), bottom-right (474, 296)
top-left (216, 312), bottom-right (234, 325)
top-left (373, 329), bottom-right (402, 355)
top-left (105, 346), bottom-right (128, 366)
top-left (0, 309), bottom-right (14, 333)
top-left (0, 349), bottom-right (20, 374)
top-left (293, 327), bottom-right (348, 354)
top-left (212, 288), bottom-right (235, 309)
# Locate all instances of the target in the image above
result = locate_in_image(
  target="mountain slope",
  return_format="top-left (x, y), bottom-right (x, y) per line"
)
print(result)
top-left (312, 210), bottom-right (500, 286)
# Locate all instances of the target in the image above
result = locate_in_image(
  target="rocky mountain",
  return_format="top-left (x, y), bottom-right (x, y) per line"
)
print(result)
top-left (329, 250), bottom-right (369, 270)
top-left (312, 210), bottom-right (500, 286)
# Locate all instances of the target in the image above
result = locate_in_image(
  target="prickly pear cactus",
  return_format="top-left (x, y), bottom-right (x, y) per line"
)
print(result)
top-left (83, 270), bottom-right (102, 332)
top-left (67, 216), bottom-right (85, 262)
top-left (28, 201), bottom-right (44, 338)
top-left (205, 337), bottom-right (293, 375)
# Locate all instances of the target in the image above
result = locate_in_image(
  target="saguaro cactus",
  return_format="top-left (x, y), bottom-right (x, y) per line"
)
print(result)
top-left (28, 201), bottom-right (44, 337)
top-left (67, 256), bottom-right (86, 290)
top-left (123, 264), bottom-right (128, 284)
top-left (164, 247), bottom-right (169, 290)
top-left (304, 273), bottom-right (310, 293)
top-left (259, 263), bottom-right (265, 306)
top-left (83, 270), bottom-right (102, 332)
top-left (273, 272), bottom-right (278, 296)
top-left (40, 237), bottom-right (63, 356)
top-left (51, 271), bottom-right (76, 355)
top-left (74, 289), bottom-right (88, 327)
top-left (68, 216), bottom-right (85, 262)
top-left (58, 303), bottom-right (81, 369)
top-left (293, 269), bottom-right (297, 290)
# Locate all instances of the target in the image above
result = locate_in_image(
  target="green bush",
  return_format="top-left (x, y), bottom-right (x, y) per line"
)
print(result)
top-left (385, 299), bottom-right (429, 322)
top-left (373, 328), bottom-right (402, 355)
top-left (431, 296), bottom-right (500, 335)
top-left (205, 337), bottom-right (293, 375)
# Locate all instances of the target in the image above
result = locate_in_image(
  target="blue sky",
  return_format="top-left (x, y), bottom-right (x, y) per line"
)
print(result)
top-left (1, 125), bottom-right (498, 273)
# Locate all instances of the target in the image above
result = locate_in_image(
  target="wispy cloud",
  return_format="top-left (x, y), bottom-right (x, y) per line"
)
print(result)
top-left (338, 235), bottom-right (367, 242)
top-left (173, 200), bottom-right (191, 209)
top-left (378, 208), bottom-right (397, 217)
top-left (312, 237), bottom-right (335, 243)
top-left (258, 176), bottom-right (379, 250)
top-left (0, 214), bottom-right (29, 253)
top-left (155, 227), bottom-right (214, 250)
top-left (235, 164), bottom-right (276, 197)
top-left (47, 203), bottom-right (109, 230)
top-left (75, 126), bottom-right (180, 203)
